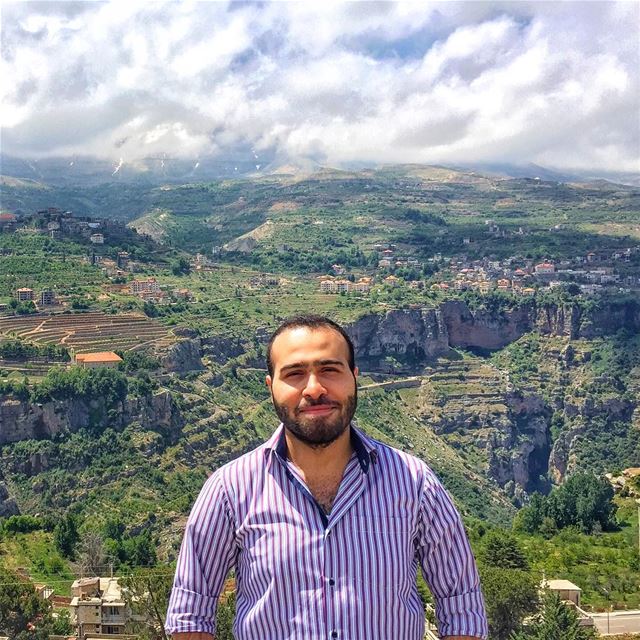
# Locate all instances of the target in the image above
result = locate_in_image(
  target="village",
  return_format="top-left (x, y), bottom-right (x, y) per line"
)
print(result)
top-left (0, 207), bottom-right (195, 311)
top-left (316, 240), bottom-right (640, 297)
top-left (3, 208), bottom-right (639, 315)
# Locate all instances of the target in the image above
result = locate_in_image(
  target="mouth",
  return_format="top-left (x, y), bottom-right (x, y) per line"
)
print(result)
top-left (298, 404), bottom-right (337, 416)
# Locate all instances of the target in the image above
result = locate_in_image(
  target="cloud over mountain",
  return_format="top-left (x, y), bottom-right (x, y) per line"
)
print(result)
top-left (2, 1), bottom-right (638, 171)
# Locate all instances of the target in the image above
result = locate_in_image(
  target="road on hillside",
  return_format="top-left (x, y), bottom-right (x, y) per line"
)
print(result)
top-left (591, 610), bottom-right (640, 635)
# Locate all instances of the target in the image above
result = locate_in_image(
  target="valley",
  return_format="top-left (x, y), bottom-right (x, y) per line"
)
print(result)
top-left (0, 163), bottom-right (639, 636)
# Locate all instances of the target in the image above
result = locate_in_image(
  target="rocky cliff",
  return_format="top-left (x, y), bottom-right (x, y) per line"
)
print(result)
top-left (548, 394), bottom-right (637, 483)
top-left (0, 390), bottom-right (183, 446)
top-left (440, 300), bottom-right (532, 349)
top-left (486, 392), bottom-right (552, 500)
top-left (344, 299), bottom-right (638, 497)
top-left (348, 308), bottom-right (449, 367)
top-left (534, 299), bottom-right (640, 339)
top-left (347, 298), bottom-right (640, 363)
top-left (160, 338), bottom-right (205, 373)
top-left (0, 478), bottom-right (19, 517)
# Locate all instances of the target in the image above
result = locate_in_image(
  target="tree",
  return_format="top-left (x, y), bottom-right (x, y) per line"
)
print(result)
top-left (120, 530), bottom-right (157, 567)
top-left (54, 513), bottom-right (80, 559)
top-left (16, 301), bottom-right (37, 315)
top-left (479, 565), bottom-right (539, 640)
top-left (171, 257), bottom-right (191, 275)
top-left (513, 474), bottom-right (617, 535)
top-left (510, 590), bottom-right (596, 640)
top-left (479, 530), bottom-right (529, 570)
top-left (75, 531), bottom-right (108, 577)
top-left (143, 301), bottom-right (159, 317)
top-left (51, 609), bottom-right (73, 635)
top-left (514, 493), bottom-right (545, 534)
top-left (121, 568), bottom-right (173, 640)
top-left (0, 566), bottom-right (52, 639)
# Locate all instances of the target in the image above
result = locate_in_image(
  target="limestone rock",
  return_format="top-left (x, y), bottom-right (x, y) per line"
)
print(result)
top-left (0, 391), bottom-right (182, 446)
top-left (348, 308), bottom-right (450, 368)
top-left (161, 338), bottom-right (204, 373)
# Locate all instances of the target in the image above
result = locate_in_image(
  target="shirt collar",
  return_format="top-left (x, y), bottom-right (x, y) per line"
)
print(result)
top-left (264, 423), bottom-right (378, 474)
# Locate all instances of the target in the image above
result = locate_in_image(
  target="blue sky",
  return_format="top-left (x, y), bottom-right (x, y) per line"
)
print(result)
top-left (1, 1), bottom-right (638, 172)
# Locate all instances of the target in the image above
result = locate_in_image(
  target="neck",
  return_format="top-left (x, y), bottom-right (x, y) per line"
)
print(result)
top-left (284, 425), bottom-right (353, 477)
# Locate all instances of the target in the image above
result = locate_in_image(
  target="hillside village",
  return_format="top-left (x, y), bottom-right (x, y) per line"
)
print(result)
top-left (316, 241), bottom-right (640, 297)
top-left (3, 207), bottom-right (640, 314)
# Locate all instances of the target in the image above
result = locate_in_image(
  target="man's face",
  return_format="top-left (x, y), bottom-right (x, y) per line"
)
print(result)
top-left (266, 326), bottom-right (358, 448)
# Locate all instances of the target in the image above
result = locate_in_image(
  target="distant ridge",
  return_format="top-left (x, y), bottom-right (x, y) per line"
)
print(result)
top-left (1, 153), bottom-right (638, 188)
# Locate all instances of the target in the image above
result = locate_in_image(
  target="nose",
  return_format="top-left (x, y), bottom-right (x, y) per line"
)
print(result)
top-left (303, 373), bottom-right (327, 400)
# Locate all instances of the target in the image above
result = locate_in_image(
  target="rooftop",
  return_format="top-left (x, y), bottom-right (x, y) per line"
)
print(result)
top-left (543, 579), bottom-right (582, 591)
top-left (75, 352), bottom-right (123, 363)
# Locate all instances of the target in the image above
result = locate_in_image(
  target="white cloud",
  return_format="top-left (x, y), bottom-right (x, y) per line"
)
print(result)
top-left (1, 1), bottom-right (638, 172)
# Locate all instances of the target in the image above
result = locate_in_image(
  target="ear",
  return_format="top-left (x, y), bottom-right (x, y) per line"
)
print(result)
top-left (353, 366), bottom-right (359, 379)
top-left (265, 375), bottom-right (272, 388)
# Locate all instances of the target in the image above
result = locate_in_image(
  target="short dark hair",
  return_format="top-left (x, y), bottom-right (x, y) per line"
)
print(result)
top-left (266, 314), bottom-right (356, 376)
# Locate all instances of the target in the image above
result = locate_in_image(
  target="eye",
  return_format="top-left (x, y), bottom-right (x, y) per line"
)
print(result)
top-left (284, 370), bottom-right (303, 378)
top-left (322, 367), bottom-right (339, 373)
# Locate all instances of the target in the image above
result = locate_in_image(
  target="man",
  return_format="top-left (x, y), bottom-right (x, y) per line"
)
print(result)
top-left (166, 315), bottom-right (488, 640)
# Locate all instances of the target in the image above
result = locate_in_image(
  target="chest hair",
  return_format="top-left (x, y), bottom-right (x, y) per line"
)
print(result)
top-left (306, 476), bottom-right (342, 514)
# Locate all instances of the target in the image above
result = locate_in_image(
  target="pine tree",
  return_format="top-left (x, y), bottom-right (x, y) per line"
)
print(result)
top-left (511, 591), bottom-right (596, 640)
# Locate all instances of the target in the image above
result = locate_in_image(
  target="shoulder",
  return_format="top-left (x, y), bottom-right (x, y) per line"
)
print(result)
top-left (188, 443), bottom-right (270, 525)
top-left (369, 436), bottom-right (442, 491)
top-left (202, 440), bottom-right (272, 503)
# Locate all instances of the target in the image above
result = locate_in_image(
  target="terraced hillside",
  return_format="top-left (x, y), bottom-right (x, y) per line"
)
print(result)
top-left (0, 312), bottom-right (174, 354)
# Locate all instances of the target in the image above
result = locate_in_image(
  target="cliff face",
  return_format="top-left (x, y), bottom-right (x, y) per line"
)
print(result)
top-left (485, 393), bottom-right (552, 499)
top-left (347, 309), bottom-right (449, 367)
top-left (346, 299), bottom-right (638, 497)
top-left (201, 335), bottom-right (247, 364)
top-left (440, 300), bottom-right (532, 349)
top-left (576, 300), bottom-right (640, 338)
top-left (0, 479), bottom-right (19, 516)
top-left (533, 303), bottom-right (581, 337)
top-left (534, 300), bottom-right (640, 339)
top-left (548, 394), bottom-right (636, 483)
top-left (0, 390), bottom-right (182, 446)
top-left (347, 299), bottom-right (639, 365)
top-left (161, 338), bottom-right (204, 373)
top-left (442, 298), bottom-right (639, 348)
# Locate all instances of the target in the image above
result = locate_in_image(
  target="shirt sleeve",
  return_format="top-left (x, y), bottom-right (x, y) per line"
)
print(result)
top-left (165, 470), bottom-right (237, 635)
top-left (415, 469), bottom-right (488, 639)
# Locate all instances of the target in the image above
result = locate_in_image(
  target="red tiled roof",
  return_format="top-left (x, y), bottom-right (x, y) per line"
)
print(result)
top-left (75, 352), bottom-right (122, 363)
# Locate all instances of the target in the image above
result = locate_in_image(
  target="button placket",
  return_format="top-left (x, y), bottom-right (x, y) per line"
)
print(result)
top-left (324, 523), bottom-right (341, 640)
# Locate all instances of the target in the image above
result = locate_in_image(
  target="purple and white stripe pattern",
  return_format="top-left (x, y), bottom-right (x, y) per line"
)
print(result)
top-left (166, 425), bottom-right (488, 639)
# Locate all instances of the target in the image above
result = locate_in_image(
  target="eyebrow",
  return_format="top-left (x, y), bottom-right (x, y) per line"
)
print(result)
top-left (279, 359), bottom-right (346, 373)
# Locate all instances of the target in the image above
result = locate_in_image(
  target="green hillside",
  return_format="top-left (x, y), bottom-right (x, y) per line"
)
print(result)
top-left (0, 165), bottom-right (639, 632)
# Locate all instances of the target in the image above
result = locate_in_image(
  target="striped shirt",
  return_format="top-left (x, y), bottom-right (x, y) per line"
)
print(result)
top-left (166, 425), bottom-right (488, 639)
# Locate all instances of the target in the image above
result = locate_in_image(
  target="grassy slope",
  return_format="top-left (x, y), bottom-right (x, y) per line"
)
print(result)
top-left (0, 531), bottom-right (75, 596)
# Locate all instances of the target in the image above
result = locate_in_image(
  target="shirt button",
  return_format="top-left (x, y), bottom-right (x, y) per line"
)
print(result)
top-left (331, 632), bottom-right (338, 639)
top-left (329, 578), bottom-right (335, 586)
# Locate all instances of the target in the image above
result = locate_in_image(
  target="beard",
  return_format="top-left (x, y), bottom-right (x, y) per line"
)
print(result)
top-left (272, 387), bottom-right (358, 449)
